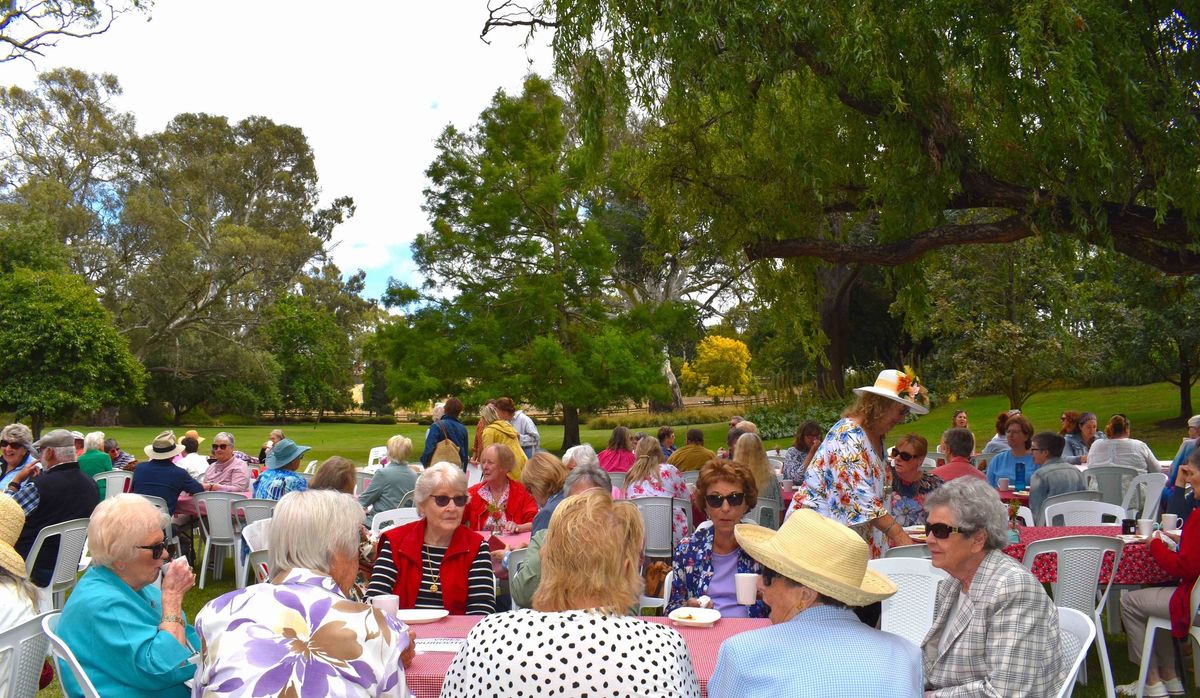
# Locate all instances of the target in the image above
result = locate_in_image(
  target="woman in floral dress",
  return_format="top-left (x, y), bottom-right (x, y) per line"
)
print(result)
top-left (625, 436), bottom-right (690, 542)
top-left (781, 420), bottom-right (822, 484)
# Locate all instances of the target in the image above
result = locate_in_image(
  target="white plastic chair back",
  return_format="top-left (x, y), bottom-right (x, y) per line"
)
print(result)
top-left (465, 462), bottom-right (483, 487)
top-left (92, 470), bottom-right (131, 500)
top-left (370, 508), bottom-right (420, 538)
top-left (234, 498), bottom-right (276, 525)
top-left (242, 519), bottom-right (273, 553)
top-left (1021, 534), bottom-right (1124, 696)
top-left (609, 472), bottom-right (625, 491)
top-left (247, 549), bottom-right (271, 583)
top-left (1136, 579), bottom-right (1200, 698)
top-left (682, 470), bottom-right (701, 487)
top-left (42, 613), bottom-right (101, 698)
top-left (1120, 472), bottom-right (1167, 520)
top-left (355, 470), bottom-right (372, 495)
top-left (139, 494), bottom-right (170, 516)
top-left (766, 457), bottom-right (784, 470)
top-left (1085, 465), bottom-right (1141, 505)
top-left (1016, 506), bottom-right (1034, 527)
top-left (632, 497), bottom-right (676, 558)
top-left (24, 518), bottom-right (89, 610)
top-left (748, 499), bottom-right (781, 530)
top-left (1054, 607), bottom-right (1096, 698)
top-left (884, 544), bottom-right (931, 559)
top-left (298, 472), bottom-right (316, 484)
top-left (367, 446), bottom-right (388, 468)
top-left (136, 494), bottom-right (178, 559)
top-left (0, 612), bottom-right (51, 698)
top-left (867, 557), bottom-right (949, 647)
top-left (194, 491), bottom-right (242, 589)
top-left (398, 490), bottom-right (415, 508)
top-left (304, 459), bottom-right (318, 474)
top-left (1043, 500), bottom-right (1125, 527)
top-left (921, 457), bottom-right (937, 473)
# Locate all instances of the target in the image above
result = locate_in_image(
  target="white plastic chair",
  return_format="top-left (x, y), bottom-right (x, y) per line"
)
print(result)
top-left (1120, 472), bottom-right (1167, 520)
top-left (239, 519), bottom-right (272, 588)
top-left (355, 470), bottom-right (372, 495)
top-left (632, 497), bottom-right (677, 558)
top-left (681, 470), bottom-right (701, 487)
top-left (766, 457), bottom-right (784, 470)
top-left (367, 446), bottom-right (388, 469)
top-left (1135, 571), bottom-right (1200, 697)
top-left (1016, 506), bottom-right (1034, 527)
top-left (747, 499), bottom-right (781, 530)
top-left (92, 470), bottom-right (131, 500)
top-left (0, 612), bottom-right (51, 698)
top-left (193, 491), bottom-right (243, 589)
top-left (298, 471), bottom-right (316, 484)
top-left (639, 568), bottom-right (672, 615)
top-left (304, 459), bottom-right (319, 474)
top-left (884, 544), bottom-right (931, 559)
top-left (921, 457), bottom-right (937, 473)
top-left (609, 472), bottom-right (625, 491)
top-left (1055, 607), bottom-right (1096, 698)
top-left (247, 549), bottom-right (271, 584)
top-left (1022, 534), bottom-right (1124, 696)
top-left (1043, 500), bottom-right (1125, 527)
top-left (867, 557), bottom-right (949, 648)
top-left (42, 613), bottom-right (101, 698)
top-left (233, 498), bottom-right (276, 526)
top-left (508, 548), bottom-right (528, 611)
top-left (24, 518), bottom-right (90, 610)
top-left (1085, 464), bottom-right (1142, 506)
top-left (370, 508), bottom-right (420, 538)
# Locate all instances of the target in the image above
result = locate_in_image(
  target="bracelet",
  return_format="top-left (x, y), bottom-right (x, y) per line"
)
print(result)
top-left (161, 614), bottom-right (183, 625)
top-left (883, 521), bottom-right (899, 537)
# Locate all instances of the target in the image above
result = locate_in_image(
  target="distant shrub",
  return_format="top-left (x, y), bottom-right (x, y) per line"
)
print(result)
top-left (586, 406), bottom-right (743, 431)
top-left (746, 399), bottom-right (849, 440)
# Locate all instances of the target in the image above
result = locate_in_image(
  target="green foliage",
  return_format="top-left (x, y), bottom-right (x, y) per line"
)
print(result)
top-left (264, 294), bottom-right (354, 417)
top-left (585, 406), bottom-right (743, 431)
top-left (745, 400), bottom-right (848, 441)
top-left (0, 268), bottom-right (145, 435)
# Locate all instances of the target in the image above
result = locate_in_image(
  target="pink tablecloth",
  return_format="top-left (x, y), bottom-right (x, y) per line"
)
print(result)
top-left (404, 614), bottom-right (769, 698)
top-left (1002, 525), bottom-right (1175, 585)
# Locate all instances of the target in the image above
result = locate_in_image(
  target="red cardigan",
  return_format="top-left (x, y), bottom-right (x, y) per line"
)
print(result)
top-left (463, 480), bottom-right (539, 530)
top-left (383, 519), bottom-right (484, 615)
top-left (1148, 510), bottom-right (1200, 638)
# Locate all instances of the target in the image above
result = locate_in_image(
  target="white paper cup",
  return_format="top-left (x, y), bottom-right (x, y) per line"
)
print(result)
top-left (1161, 513), bottom-right (1182, 530)
top-left (1137, 519), bottom-right (1155, 537)
top-left (781, 479), bottom-right (793, 491)
top-left (735, 573), bottom-right (760, 605)
top-left (370, 594), bottom-right (400, 615)
top-left (997, 477), bottom-right (1009, 490)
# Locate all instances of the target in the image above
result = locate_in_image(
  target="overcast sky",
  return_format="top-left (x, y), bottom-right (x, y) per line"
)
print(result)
top-left (4, 1), bottom-right (554, 301)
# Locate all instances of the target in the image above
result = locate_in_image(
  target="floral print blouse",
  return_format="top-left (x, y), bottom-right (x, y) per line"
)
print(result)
top-left (781, 446), bottom-right (809, 483)
top-left (668, 526), bottom-right (768, 618)
top-left (887, 468), bottom-right (943, 527)
top-left (252, 469), bottom-right (309, 501)
top-left (192, 568), bottom-right (410, 698)
top-left (626, 463), bottom-right (691, 542)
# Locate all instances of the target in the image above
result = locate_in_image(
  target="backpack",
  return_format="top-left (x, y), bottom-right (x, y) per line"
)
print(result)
top-left (431, 421), bottom-right (463, 467)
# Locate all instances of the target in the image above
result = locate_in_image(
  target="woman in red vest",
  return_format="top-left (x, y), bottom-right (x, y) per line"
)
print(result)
top-left (366, 463), bottom-right (496, 615)
top-left (463, 444), bottom-right (538, 533)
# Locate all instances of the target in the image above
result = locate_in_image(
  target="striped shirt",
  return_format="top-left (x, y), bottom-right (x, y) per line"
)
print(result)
top-left (367, 539), bottom-right (496, 615)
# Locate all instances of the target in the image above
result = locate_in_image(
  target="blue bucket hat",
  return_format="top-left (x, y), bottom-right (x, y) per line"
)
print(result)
top-left (266, 438), bottom-right (311, 470)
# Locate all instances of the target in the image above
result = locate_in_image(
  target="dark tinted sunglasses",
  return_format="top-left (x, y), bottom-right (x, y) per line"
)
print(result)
top-left (705, 492), bottom-right (746, 508)
top-left (762, 567), bottom-right (779, 586)
top-left (925, 523), bottom-right (972, 539)
top-left (137, 542), bottom-right (170, 560)
top-left (431, 494), bottom-right (468, 507)
top-left (0, 440), bottom-right (22, 449)
top-left (889, 448), bottom-right (919, 462)
top-left (211, 444), bottom-right (230, 450)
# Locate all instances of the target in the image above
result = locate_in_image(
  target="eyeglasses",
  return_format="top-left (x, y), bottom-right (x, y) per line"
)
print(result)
top-left (136, 542), bottom-right (170, 560)
top-left (761, 567), bottom-right (779, 586)
top-left (431, 494), bottom-right (468, 508)
top-left (888, 448), bottom-right (919, 462)
top-left (0, 440), bottom-right (19, 449)
top-left (1030, 447), bottom-right (1047, 453)
top-left (925, 522), bottom-right (972, 539)
top-left (1060, 415), bottom-right (1068, 421)
top-left (212, 444), bottom-right (230, 450)
top-left (705, 492), bottom-right (746, 508)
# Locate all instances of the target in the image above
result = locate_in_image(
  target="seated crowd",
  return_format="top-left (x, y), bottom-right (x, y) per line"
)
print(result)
top-left (1, 382), bottom-right (1194, 697)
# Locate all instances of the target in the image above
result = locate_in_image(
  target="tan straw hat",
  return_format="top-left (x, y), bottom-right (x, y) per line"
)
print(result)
top-left (183, 429), bottom-right (206, 445)
top-left (0, 494), bottom-right (28, 579)
top-left (853, 369), bottom-right (930, 415)
top-left (144, 430), bottom-right (185, 460)
top-left (734, 509), bottom-right (897, 606)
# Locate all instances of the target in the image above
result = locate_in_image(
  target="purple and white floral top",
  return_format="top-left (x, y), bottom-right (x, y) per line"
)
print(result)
top-left (626, 463), bottom-right (691, 542)
top-left (192, 568), bottom-right (410, 698)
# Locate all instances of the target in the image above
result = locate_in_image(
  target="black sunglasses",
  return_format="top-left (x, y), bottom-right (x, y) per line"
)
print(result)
top-left (705, 492), bottom-right (746, 508)
top-left (761, 567), bottom-right (779, 586)
top-left (431, 494), bottom-right (468, 507)
top-left (212, 444), bottom-right (230, 450)
top-left (925, 523), bottom-right (972, 539)
top-left (136, 542), bottom-right (170, 560)
top-left (0, 440), bottom-right (18, 449)
top-left (889, 448), bottom-right (919, 462)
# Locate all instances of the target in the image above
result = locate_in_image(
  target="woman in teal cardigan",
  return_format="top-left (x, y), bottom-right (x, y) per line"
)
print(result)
top-left (57, 494), bottom-right (199, 697)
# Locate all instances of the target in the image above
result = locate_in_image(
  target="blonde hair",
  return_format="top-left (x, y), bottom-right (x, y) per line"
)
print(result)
top-left (533, 492), bottom-right (644, 613)
top-left (480, 404), bottom-right (499, 426)
top-left (312, 456), bottom-right (357, 494)
top-left (521, 452), bottom-right (567, 501)
top-left (624, 436), bottom-right (664, 490)
top-left (733, 432), bottom-right (773, 495)
top-left (89, 495), bottom-right (170, 567)
top-left (845, 392), bottom-right (900, 434)
top-left (386, 435), bottom-right (413, 463)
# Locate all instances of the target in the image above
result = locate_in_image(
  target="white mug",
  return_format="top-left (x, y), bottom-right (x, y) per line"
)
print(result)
top-left (370, 594), bottom-right (399, 615)
top-left (735, 573), bottom-right (760, 605)
top-left (1161, 513), bottom-right (1183, 530)
top-left (997, 477), bottom-right (1009, 491)
top-left (1137, 519), bottom-right (1155, 538)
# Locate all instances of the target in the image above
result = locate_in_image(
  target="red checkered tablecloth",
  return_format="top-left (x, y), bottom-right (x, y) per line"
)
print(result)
top-left (404, 614), bottom-right (769, 698)
top-left (1002, 525), bottom-right (1176, 585)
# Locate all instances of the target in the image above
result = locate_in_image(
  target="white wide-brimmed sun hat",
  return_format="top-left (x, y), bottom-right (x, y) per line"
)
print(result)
top-left (853, 369), bottom-right (930, 415)
top-left (734, 509), bottom-right (897, 606)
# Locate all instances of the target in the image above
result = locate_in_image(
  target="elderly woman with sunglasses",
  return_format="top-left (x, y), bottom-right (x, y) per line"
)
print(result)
top-left (922, 478), bottom-right (1063, 697)
top-left (367, 462), bottom-right (496, 615)
top-left (668, 459), bottom-right (768, 618)
top-left (56, 494), bottom-right (200, 697)
top-left (0, 423), bottom-right (37, 490)
top-left (888, 434), bottom-right (943, 527)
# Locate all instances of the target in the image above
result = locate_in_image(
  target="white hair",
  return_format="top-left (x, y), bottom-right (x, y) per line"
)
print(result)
top-left (414, 462), bottom-right (468, 514)
top-left (268, 490), bottom-right (363, 576)
top-left (88, 495), bottom-right (170, 567)
top-left (562, 443), bottom-right (599, 470)
top-left (83, 431), bottom-right (106, 451)
top-left (214, 431), bottom-right (235, 445)
top-left (48, 445), bottom-right (76, 463)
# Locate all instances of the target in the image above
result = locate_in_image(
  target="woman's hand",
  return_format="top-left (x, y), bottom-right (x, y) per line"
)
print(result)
top-left (160, 557), bottom-right (195, 604)
top-left (683, 598), bottom-right (702, 608)
top-left (890, 529), bottom-right (914, 547)
top-left (400, 627), bottom-right (417, 669)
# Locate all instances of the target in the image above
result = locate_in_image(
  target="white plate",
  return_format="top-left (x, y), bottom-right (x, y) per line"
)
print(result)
top-left (668, 607), bottom-right (720, 627)
top-left (395, 609), bottom-right (450, 624)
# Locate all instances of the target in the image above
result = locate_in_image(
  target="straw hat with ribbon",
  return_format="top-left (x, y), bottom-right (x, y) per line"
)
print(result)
top-left (144, 430), bottom-right (185, 460)
top-left (0, 494), bottom-right (28, 579)
top-left (734, 509), bottom-right (897, 607)
top-left (853, 368), bottom-right (930, 415)
top-left (183, 429), bottom-right (206, 445)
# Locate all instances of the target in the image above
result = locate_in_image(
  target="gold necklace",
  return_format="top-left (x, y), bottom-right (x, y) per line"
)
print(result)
top-left (422, 545), bottom-right (440, 594)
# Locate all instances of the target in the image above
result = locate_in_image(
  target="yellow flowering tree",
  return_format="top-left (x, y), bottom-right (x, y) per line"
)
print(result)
top-left (680, 336), bottom-right (754, 404)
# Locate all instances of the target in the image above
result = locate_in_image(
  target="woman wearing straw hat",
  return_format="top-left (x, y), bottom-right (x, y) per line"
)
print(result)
top-left (922, 477), bottom-right (1063, 697)
top-left (0, 494), bottom-right (37, 632)
top-left (708, 509), bottom-right (921, 697)
top-left (790, 368), bottom-right (928, 558)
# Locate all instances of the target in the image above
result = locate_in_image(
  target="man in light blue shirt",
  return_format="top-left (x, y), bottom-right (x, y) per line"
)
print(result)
top-left (1028, 431), bottom-right (1087, 524)
top-left (709, 509), bottom-right (922, 697)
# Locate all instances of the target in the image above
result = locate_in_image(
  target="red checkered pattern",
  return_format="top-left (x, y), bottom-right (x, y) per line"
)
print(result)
top-left (1003, 525), bottom-right (1175, 585)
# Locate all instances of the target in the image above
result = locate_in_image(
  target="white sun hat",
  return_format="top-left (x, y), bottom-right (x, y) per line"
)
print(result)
top-left (853, 369), bottom-right (930, 415)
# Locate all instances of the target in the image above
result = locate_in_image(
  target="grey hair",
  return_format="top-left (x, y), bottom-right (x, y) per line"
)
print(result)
top-left (564, 463), bottom-right (612, 494)
top-left (942, 428), bottom-right (975, 458)
top-left (562, 443), bottom-right (599, 470)
top-left (268, 490), bottom-right (363, 575)
top-left (88, 494), bottom-right (170, 567)
top-left (270, 429), bottom-right (285, 440)
top-left (48, 445), bottom-right (75, 463)
top-left (0, 424), bottom-right (34, 453)
top-left (103, 438), bottom-right (119, 452)
top-left (214, 431), bottom-right (235, 445)
top-left (83, 431), bottom-right (106, 451)
top-left (924, 478), bottom-right (1009, 551)
top-left (414, 462), bottom-right (468, 513)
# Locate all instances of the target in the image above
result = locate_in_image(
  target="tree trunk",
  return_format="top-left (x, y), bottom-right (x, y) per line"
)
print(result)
top-left (815, 264), bottom-right (861, 397)
top-left (662, 355), bottom-right (684, 411)
top-left (97, 405), bottom-right (119, 427)
top-left (561, 405), bottom-right (581, 449)
top-left (31, 414), bottom-right (44, 440)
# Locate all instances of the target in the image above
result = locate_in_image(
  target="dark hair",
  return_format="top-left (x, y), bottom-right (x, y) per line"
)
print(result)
top-left (1060, 410), bottom-right (1081, 436)
top-left (994, 411), bottom-right (1010, 437)
top-left (1106, 414), bottom-right (1130, 438)
top-left (693, 459), bottom-right (758, 512)
top-left (657, 426), bottom-right (674, 443)
top-left (951, 409), bottom-right (967, 426)
top-left (686, 429), bottom-right (704, 445)
top-left (607, 426), bottom-right (632, 452)
top-left (444, 397), bottom-right (464, 418)
top-left (181, 436), bottom-right (199, 454)
top-left (793, 421), bottom-right (822, 450)
top-left (726, 427), bottom-right (741, 449)
top-left (1004, 414), bottom-right (1034, 449)
top-left (895, 433), bottom-right (929, 459)
top-left (1031, 431), bottom-right (1065, 458)
top-left (494, 397), bottom-right (517, 415)
top-left (942, 428), bottom-right (975, 458)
